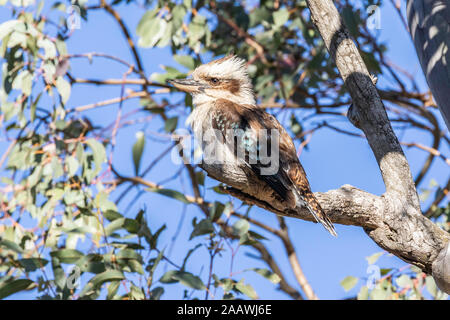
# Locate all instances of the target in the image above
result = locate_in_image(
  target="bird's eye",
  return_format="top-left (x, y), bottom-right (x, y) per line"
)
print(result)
top-left (210, 78), bottom-right (219, 84)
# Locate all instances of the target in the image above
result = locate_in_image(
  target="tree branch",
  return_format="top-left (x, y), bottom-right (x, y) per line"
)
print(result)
top-left (276, 216), bottom-right (318, 300)
top-left (201, 0), bottom-right (450, 294)
top-left (306, 0), bottom-right (449, 293)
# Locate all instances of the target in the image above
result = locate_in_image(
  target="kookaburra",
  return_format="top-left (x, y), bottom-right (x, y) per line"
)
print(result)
top-left (168, 55), bottom-right (336, 236)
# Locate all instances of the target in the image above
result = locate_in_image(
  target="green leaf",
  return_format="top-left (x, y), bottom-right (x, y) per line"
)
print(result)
top-left (129, 284), bottom-right (145, 300)
top-left (232, 219), bottom-right (250, 237)
top-left (17, 258), bottom-right (49, 272)
top-left (220, 278), bottom-right (234, 293)
top-left (137, 17), bottom-right (165, 48)
top-left (395, 274), bottom-right (413, 288)
top-left (209, 201), bottom-right (224, 222)
top-left (12, 70), bottom-right (32, 96)
top-left (429, 178), bottom-right (439, 188)
top-left (174, 55), bottom-right (195, 70)
top-left (164, 117), bottom-right (178, 133)
top-left (147, 187), bottom-right (190, 204)
top-left (174, 271), bottom-right (206, 290)
top-left (187, 17), bottom-right (206, 48)
top-left (357, 286), bottom-right (369, 300)
top-left (273, 8), bottom-right (289, 27)
top-left (136, 9), bottom-right (170, 48)
top-left (50, 249), bottom-right (84, 264)
top-left (116, 249), bottom-right (142, 262)
top-left (181, 244), bottom-right (202, 270)
top-left (419, 188), bottom-right (432, 202)
top-left (96, 191), bottom-right (118, 213)
top-left (160, 270), bottom-right (205, 290)
top-left (66, 156), bottom-right (79, 177)
top-left (8, 30), bottom-right (26, 48)
top-left (250, 7), bottom-right (271, 28)
top-left (136, 9), bottom-right (159, 36)
top-left (128, 259), bottom-right (145, 275)
top-left (340, 276), bottom-right (358, 292)
top-left (55, 76), bottom-right (71, 104)
top-left (289, 114), bottom-right (303, 136)
top-left (360, 51), bottom-right (382, 74)
top-left (366, 252), bottom-right (383, 265)
top-left (0, 279), bottom-right (34, 300)
top-left (37, 38), bottom-right (57, 59)
top-left (88, 270), bottom-right (125, 290)
top-left (105, 217), bottom-right (139, 236)
top-left (0, 20), bottom-right (20, 41)
top-left (211, 185), bottom-right (227, 194)
top-left (132, 131), bottom-right (145, 176)
top-left (144, 225), bottom-right (166, 250)
top-left (30, 92), bottom-right (42, 122)
top-left (107, 281), bottom-right (120, 300)
top-left (370, 284), bottom-right (390, 300)
top-left (160, 270), bottom-right (179, 284)
top-left (147, 250), bottom-right (164, 275)
top-left (251, 268), bottom-right (281, 284)
top-left (156, 21), bottom-right (172, 48)
top-left (235, 280), bottom-right (258, 299)
top-left (150, 286), bottom-right (164, 300)
top-left (190, 219), bottom-right (214, 239)
top-left (342, 6), bottom-right (359, 37)
top-left (85, 139), bottom-right (106, 175)
top-left (28, 164), bottom-right (43, 187)
top-left (171, 6), bottom-right (186, 30)
top-left (380, 268), bottom-right (392, 276)
top-left (248, 230), bottom-right (268, 241)
top-left (0, 239), bottom-right (24, 253)
top-left (425, 276), bottom-right (438, 297)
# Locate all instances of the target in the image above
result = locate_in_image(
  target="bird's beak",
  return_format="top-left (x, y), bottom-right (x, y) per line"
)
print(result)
top-left (167, 78), bottom-right (205, 93)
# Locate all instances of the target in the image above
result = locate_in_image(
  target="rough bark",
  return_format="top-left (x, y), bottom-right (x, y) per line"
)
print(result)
top-left (307, 0), bottom-right (449, 294)
top-left (206, 0), bottom-right (450, 294)
top-left (305, 0), bottom-right (449, 294)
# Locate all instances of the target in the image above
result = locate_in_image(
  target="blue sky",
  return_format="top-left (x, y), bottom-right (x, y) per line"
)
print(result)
top-left (0, 1), bottom-right (448, 300)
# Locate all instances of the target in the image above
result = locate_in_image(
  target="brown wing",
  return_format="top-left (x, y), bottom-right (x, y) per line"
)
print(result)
top-left (211, 99), bottom-right (296, 207)
top-left (212, 99), bottom-right (337, 236)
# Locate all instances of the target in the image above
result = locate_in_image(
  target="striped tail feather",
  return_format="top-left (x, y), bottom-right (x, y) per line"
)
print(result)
top-left (304, 201), bottom-right (337, 237)
top-left (298, 191), bottom-right (337, 237)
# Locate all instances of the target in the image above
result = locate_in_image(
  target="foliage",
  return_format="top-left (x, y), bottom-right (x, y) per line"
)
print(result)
top-left (0, 0), bottom-right (448, 300)
top-left (341, 252), bottom-right (449, 300)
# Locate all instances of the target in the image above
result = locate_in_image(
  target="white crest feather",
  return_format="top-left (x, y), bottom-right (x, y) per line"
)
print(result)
top-left (204, 56), bottom-right (249, 82)
top-left (192, 55), bottom-right (255, 106)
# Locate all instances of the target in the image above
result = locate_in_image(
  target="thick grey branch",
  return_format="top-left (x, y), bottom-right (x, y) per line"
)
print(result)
top-left (194, 0), bottom-right (450, 294)
top-left (195, 0), bottom-right (449, 294)
top-left (305, 0), bottom-right (449, 293)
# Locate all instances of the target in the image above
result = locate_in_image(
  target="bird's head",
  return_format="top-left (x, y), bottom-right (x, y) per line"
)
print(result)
top-left (167, 55), bottom-right (255, 106)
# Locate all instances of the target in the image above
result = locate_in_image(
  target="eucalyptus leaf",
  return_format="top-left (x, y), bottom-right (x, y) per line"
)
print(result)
top-left (132, 131), bottom-right (145, 176)
top-left (190, 219), bottom-right (214, 239)
top-left (235, 280), bottom-right (258, 299)
top-left (250, 268), bottom-right (281, 284)
top-left (85, 139), bottom-right (106, 176)
top-left (160, 270), bottom-right (205, 290)
top-left (50, 249), bottom-right (84, 264)
top-left (340, 276), bottom-right (358, 292)
top-left (273, 8), bottom-right (289, 27)
top-left (366, 252), bottom-right (383, 265)
top-left (395, 274), bottom-right (413, 288)
top-left (55, 76), bottom-right (71, 104)
top-left (0, 279), bottom-right (34, 299)
top-left (147, 187), bottom-right (190, 204)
